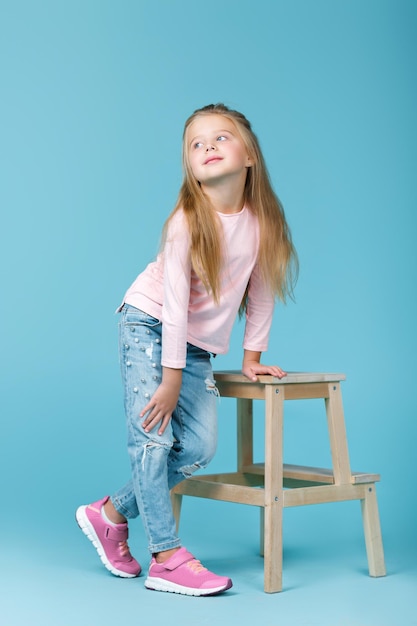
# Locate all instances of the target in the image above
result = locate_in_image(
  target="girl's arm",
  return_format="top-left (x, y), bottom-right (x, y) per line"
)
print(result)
top-left (243, 263), bottom-right (286, 381)
top-left (161, 211), bottom-right (192, 369)
top-left (242, 350), bottom-right (287, 382)
top-left (139, 212), bottom-right (190, 436)
top-left (140, 366), bottom-right (183, 436)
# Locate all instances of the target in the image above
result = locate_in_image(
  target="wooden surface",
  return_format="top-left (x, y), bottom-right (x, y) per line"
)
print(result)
top-left (214, 370), bottom-right (346, 385)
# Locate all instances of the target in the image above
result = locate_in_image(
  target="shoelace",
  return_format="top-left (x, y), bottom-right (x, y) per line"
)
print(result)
top-left (186, 559), bottom-right (207, 574)
top-left (118, 541), bottom-right (131, 558)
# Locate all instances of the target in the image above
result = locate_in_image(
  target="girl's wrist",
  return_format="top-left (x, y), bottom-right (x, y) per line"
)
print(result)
top-left (243, 349), bottom-right (262, 367)
top-left (162, 366), bottom-right (183, 390)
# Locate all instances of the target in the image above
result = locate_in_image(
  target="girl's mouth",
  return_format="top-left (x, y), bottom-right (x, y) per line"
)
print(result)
top-left (204, 157), bottom-right (223, 165)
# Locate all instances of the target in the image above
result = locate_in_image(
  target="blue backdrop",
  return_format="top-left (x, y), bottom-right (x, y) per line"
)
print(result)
top-left (1, 0), bottom-right (416, 605)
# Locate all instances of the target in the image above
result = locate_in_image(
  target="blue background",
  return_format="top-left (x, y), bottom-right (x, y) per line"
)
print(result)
top-left (1, 1), bottom-right (416, 624)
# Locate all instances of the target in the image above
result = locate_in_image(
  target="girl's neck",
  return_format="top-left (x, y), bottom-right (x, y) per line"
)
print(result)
top-left (201, 177), bottom-right (246, 215)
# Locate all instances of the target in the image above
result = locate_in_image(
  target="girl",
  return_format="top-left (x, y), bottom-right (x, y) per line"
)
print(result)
top-left (76, 103), bottom-right (298, 596)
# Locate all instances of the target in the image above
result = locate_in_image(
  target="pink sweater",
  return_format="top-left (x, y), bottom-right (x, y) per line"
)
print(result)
top-left (121, 206), bottom-right (274, 368)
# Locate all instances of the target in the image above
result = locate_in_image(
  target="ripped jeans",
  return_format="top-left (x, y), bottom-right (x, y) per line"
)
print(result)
top-left (111, 304), bottom-right (218, 554)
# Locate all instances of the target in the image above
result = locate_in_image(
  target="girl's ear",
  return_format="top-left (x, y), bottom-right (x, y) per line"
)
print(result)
top-left (246, 154), bottom-right (255, 167)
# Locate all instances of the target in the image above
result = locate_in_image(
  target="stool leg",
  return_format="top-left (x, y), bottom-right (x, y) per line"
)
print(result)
top-left (171, 491), bottom-right (183, 533)
top-left (361, 484), bottom-right (386, 577)
top-left (259, 507), bottom-right (264, 557)
top-left (263, 385), bottom-right (284, 593)
top-left (325, 383), bottom-right (352, 484)
top-left (237, 398), bottom-right (253, 470)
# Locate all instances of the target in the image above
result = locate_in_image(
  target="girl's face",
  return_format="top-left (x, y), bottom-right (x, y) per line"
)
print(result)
top-left (185, 114), bottom-right (253, 188)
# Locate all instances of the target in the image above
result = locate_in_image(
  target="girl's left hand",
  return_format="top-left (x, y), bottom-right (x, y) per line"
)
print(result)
top-left (242, 361), bottom-right (287, 382)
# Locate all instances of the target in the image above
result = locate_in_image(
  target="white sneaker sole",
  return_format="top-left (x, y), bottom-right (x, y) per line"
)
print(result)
top-left (75, 505), bottom-right (139, 578)
top-left (144, 575), bottom-right (232, 596)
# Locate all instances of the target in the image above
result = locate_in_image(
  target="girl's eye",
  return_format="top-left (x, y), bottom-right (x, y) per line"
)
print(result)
top-left (217, 135), bottom-right (227, 141)
top-left (194, 141), bottom-right (203, 149)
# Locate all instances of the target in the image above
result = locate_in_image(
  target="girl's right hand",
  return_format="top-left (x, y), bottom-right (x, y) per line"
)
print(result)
top-left (140, 367), bottom-right (182, 436)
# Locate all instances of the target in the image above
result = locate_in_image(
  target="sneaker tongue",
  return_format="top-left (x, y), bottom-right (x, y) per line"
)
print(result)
top-left (162, 547), bottom-right (194, 571)
top-left (104, 524), bottom-right (128, 542)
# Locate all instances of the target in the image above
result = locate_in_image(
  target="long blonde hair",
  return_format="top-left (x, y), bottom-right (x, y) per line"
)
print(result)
top-left (162, 103), bottom-right (298, 309)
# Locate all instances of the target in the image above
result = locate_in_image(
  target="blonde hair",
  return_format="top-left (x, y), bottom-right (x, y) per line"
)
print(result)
top-left (162, 103), bottom-right (298, 309)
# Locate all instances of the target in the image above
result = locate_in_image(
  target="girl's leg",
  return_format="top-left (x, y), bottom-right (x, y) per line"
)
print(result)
top-left (142, 345), bottom-right (231, 595)
top-left (112, 305), bottom-right (180, 554)
top-left (75, 305), bottom-right (164, 577)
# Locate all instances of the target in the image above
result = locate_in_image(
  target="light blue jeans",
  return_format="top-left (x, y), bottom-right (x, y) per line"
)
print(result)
top-left (111, 305), bottom-right (218, 554)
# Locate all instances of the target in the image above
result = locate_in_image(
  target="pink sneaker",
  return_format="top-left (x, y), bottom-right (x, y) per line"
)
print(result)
top-left (145, 547), bottom-right (232, 596)
top-left (76, 496), bottom-right (141, 578)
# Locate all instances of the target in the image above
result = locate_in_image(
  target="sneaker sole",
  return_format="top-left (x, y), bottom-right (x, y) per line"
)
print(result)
top-left (144, 576), bottom-right (232, 596)
top-left (75, 505), bottom-right (140, 578)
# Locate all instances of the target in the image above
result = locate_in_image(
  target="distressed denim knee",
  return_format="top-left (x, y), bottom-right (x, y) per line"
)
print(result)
top-left (167, 344), bottom-right (218, 488)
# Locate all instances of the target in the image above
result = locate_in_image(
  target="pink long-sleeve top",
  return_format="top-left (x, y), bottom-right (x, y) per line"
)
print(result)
top-left (120, 206), bottom-right (275, 368)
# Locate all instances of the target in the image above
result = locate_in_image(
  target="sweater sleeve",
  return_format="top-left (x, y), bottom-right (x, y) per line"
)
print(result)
top-left (243, 261), bottom-right (275, 353)
top-left (161, 213), bottom-right (192, 369)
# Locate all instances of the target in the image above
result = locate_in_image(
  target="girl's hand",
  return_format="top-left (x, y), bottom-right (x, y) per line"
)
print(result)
top-left (242, 351), bottom-right (287, 382)
top-left (140, 383), bottom-right (180, 435)
top-left (242, 361), bottom-right (287, 382)
top-left (140, 367), bottom-right (182, 436)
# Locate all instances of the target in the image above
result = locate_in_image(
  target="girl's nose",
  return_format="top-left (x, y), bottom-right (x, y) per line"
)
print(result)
top-left (205, 144), bottom-right (216, 151)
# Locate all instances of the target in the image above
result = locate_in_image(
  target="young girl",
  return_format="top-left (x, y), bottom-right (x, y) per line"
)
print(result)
top-left (76, 103), bottom-right (298, 596)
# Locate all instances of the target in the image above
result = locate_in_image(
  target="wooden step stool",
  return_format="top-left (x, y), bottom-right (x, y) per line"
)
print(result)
top-left (171, 371), bottom-right (386, 593)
